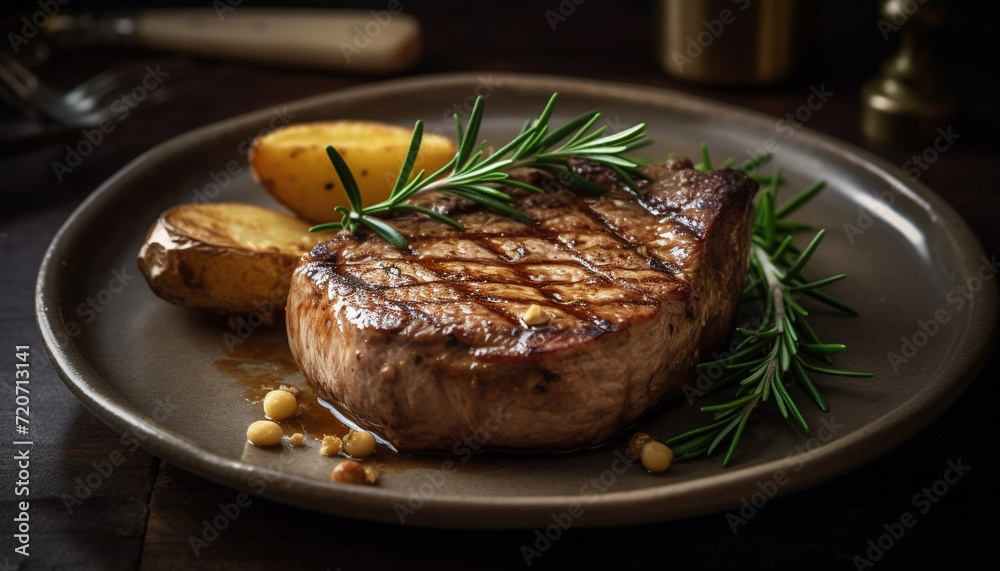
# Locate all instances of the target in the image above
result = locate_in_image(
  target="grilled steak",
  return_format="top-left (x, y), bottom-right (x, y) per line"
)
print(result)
top-left (286, 158), bottom-right (758, 451)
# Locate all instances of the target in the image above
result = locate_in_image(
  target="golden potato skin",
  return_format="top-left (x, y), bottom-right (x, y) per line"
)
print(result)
top-left (249, 121), bottom-right (456, 223)
top-left (137, 203), bottom-right (331, 314)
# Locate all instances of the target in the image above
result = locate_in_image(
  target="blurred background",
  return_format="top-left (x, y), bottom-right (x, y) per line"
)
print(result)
top-left (1, 0), bottom-right (997, 202)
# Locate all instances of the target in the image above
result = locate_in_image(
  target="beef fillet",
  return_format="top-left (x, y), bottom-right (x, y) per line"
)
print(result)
top-left (286, 158), bottom-right (758, 451)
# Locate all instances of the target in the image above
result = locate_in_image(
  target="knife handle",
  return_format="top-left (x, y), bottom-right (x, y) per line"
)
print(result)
top-left (52, 8), bottom-right (422, 73)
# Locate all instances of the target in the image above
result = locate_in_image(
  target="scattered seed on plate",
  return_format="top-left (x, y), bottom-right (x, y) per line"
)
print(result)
top-left (246, 420), bottom-right (283, 447)
top-left (263, 389), bottom-right (298, 420)
top-left (627, 432), bottom-right (653, 458)
top-left (343, 429), bottom-right (376, 458)
top-left (332, 460), bottom-right (377, 485)
top-left (640, 441), bottom-right (673, 473)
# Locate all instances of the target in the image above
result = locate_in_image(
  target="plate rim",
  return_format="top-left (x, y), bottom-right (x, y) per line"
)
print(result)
top-left (36, 72), bottom-right (999, 529)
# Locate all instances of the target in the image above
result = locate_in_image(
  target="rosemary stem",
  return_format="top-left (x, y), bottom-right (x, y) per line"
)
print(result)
top-left (754, 242), bottom-right (788, 331)
top-left (415, 174), bottom-right (457, 195)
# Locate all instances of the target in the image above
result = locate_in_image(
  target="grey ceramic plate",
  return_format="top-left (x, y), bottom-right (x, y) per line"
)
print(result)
top-left (37, 73), bottom-right (998, 529)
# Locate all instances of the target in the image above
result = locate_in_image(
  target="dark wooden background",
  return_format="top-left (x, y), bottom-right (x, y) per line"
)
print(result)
top-left (1, 2), bottom-right (998, 569)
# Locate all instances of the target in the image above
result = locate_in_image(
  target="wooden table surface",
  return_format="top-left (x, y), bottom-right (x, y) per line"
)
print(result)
top-left (2, 2), bottom-right (998, 569)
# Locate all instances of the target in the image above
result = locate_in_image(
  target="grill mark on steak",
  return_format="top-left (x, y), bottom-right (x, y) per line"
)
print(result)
top-left (546, 211), bottom-right (663, 294)
top-left (521, 229), bottom-right (661, 333)
top-left (409, 255), bottom-right (526, 330)
top-left (460, 234), bottom-right (603, 328)
top-left (577, 190), bottom-right (687, 277)
top-left (575, 194), bottom-right (676, 271)
top-left (306, 260), bottom-right (432, 333)
top-left (480, 223), bottom-right (656, 324)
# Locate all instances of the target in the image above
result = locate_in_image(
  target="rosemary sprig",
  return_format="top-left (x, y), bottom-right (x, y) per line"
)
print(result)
top-left (309, 93), bottom-right (651, 249)
top-left (665, 146), bottom-right (873, 467)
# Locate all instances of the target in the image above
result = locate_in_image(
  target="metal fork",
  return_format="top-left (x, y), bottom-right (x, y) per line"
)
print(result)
top-left (0, 53), bottom-right (193, 128)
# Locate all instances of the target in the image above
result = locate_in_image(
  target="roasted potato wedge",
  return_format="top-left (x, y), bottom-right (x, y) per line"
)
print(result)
top-left (249, 121), bottom-right (456, 223)
top-left (138, 202), bottom-right (331, 314)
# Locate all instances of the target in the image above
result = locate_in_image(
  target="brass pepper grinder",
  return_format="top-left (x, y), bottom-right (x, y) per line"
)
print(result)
top-left (861, 0), bottom-right (958, 145)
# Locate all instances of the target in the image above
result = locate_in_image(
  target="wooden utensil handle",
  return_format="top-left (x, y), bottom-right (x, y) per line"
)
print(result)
top-left (133, 8), bottom-right (422, 73)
